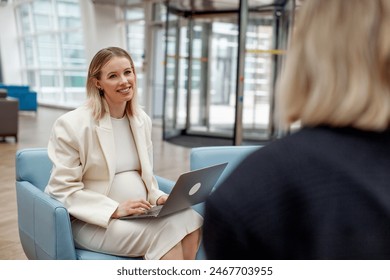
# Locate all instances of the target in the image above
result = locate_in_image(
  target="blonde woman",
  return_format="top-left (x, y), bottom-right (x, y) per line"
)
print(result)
top-left (45, 47), bottom-right (202, 260)
top-left (204, 0), bottom-right (390, 259)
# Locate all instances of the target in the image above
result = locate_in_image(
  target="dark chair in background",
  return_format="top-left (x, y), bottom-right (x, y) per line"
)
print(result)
top-left (0, 88), bottom-right (19, 142)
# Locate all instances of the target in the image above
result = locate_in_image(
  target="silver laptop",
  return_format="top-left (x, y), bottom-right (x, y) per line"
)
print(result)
top-left (119, 162), bottom-right (228, 220)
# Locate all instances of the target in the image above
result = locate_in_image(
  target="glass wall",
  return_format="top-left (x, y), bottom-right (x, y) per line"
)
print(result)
top-left (150, 2), bottom-right (168, 119)
top-left (11, 0), bottom-right (294, 145)
top-left (162, 1), bottom-right (293, 145)
top-left (243, 15), bottom-right (274, 139)
top-left (15, 0), bottom-right (86, 107)
top-left (163, 10), bottom-right (184, 138)
top-left (14, 0), bottom-right (167, 116)
top-left (124, 4), bottom-right (146, 104)
top-left (186, 16), bottom-right (274, 140)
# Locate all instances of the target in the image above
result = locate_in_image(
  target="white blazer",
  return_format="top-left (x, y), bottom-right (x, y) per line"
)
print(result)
top-left (45, 104), bottom-right (166, 228)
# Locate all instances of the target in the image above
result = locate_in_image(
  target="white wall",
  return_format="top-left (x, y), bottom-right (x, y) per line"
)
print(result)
top-left (0, 2), bottom-right (23, 85)
top-left (79, 0), bottom-right (126, 63)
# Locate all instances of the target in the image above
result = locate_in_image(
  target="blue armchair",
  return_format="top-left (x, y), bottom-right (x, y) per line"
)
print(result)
top-left (15, 145), bottom-right (261, 260)
top-left (189, 145), bottom-right (261, 216)
top-left (15, 148), bottom-right (174, 260)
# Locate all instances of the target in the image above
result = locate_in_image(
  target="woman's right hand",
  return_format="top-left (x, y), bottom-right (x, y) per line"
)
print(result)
top-left (111, 199), bottom-right (152, 219)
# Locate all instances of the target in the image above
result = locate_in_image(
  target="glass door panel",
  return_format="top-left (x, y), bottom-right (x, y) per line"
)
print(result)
top-left (162, 1), bottom-right (293, 145)
top-left (242, 13), bottom-right (275, 141)
top-left (187, 18), bottom-right (239, 139)
top-left (163, 14), bottom-right (189, 139)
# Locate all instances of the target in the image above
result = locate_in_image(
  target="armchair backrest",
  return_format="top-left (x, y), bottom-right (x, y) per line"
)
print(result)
top-left (190, 145), bottom-right (261, 188)
top-left (15, 148), bottom-right (52, 191)
top-left (189, 145), bottom-right (261, 260)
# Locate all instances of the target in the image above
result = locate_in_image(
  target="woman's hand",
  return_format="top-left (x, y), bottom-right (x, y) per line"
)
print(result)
top-left (111, 199), bottom-right (152, 219)
top-left (156, 195), bottom-right (169, 206)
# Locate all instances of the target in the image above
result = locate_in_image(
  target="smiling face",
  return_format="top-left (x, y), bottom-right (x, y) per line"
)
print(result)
top-left (95, 56), bottom-right (136, 115)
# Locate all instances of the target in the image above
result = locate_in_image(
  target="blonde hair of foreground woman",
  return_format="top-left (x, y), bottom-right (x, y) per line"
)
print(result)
top-left (277, 0), bottom-right (390, 131)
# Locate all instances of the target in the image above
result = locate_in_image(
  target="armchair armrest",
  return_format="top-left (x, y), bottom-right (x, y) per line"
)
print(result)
top-left (155, 175), bottom-right (174, 193)
top-left (16, 181), bottom-right (77, 260)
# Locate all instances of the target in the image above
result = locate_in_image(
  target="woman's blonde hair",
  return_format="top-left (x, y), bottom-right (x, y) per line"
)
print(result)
top-left (277, 0), bottom-right (390, 131)
top-left (86, 47), bottom-right (140, 120)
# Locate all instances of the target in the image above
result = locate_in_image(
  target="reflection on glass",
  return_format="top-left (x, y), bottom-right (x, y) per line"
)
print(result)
top-left (33, 0), bottom-right (53, 31)
top-left (125, 7), bottom-right (144, 21)
top-left (40, 70), bottom-right (60, 87)
top-left (242, 15), bottom-right (273, 137)
top-left (57, 0), bottom-right (81, 29)
top-left (37, 34), bottom-right (59, 67)
top-left (17, 4), bottom-right (31, 35)
top-left (64, 71), bottom-right (86, 87)
top-left (27, 70), bottom-right (36, 87)
top-left (163, 16), bottom-right (182, 137)
top-left (61, 33), bottom-right (86, 67)
top-left (125, 8), bottom-right (145, 104)
top-left (24, 37), bottom-right (35, 66)
top-left (153, 2), bottom-right (167, 22)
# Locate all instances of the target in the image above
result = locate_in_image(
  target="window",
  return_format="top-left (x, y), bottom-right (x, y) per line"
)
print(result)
top-left (123, 5), bottom-right (145, 105)
top-left (15, 0), bottom-right (86, 108)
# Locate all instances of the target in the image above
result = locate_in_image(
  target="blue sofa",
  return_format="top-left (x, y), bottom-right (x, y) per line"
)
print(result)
top-left (0, 84), bottom-right (37, 111)
top-left (15, 145), bottom-right (261, 260)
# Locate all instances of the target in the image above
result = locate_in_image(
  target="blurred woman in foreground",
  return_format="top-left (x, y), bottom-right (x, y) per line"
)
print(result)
top-left (203, 0), bottom-right (390, 260)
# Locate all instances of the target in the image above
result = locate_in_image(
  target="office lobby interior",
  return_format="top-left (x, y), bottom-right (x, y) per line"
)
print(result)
top-left (0, 0), bottom-right (298, 259)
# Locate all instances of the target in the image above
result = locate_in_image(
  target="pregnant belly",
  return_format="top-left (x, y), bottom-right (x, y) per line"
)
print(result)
top-left (108, 171), bottom-right (147, 203)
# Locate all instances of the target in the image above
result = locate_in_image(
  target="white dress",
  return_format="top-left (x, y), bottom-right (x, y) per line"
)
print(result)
top-left (71, 116), bottom-right (203, 259)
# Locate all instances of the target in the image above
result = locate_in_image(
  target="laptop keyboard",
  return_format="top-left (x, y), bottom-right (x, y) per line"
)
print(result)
top-left (146, 205), bottom-right (163, 215)
top-left (133, 205), bottom-right (163, 217)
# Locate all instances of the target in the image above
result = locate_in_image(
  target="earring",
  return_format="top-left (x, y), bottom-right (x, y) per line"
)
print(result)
top-left (98, 87), bottom-right (104, 96)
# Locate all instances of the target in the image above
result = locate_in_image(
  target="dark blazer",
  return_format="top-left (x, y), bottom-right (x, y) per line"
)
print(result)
top-left (203, 126), bottom-right (390, 259)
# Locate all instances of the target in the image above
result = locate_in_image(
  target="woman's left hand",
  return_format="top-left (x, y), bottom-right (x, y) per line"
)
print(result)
top-left (156, 195), bottom-right (169, 205)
